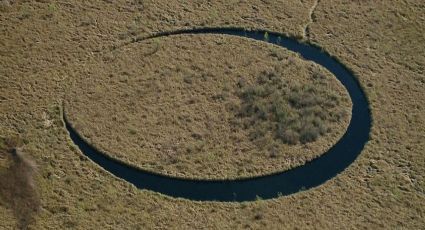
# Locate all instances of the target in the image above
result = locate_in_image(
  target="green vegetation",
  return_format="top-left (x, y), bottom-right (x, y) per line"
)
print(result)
top-left (43, 3), bottom-right (57, 19)
top-left (47, 3), bottom-right (57, 12)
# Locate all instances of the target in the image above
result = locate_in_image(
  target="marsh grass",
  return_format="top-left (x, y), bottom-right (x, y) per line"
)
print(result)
top-left (0, 137), bottom-right (40, 229)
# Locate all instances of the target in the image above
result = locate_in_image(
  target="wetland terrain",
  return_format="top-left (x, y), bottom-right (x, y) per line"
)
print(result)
top-left (0, 0), bottom-right (424, 229)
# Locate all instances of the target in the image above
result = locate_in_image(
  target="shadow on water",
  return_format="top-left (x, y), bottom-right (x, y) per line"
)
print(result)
top-left (64, 28), bottom-right (371, 202)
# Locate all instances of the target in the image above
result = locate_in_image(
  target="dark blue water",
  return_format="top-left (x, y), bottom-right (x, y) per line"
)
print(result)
top-left (64, 28), bottom-right (371, 202)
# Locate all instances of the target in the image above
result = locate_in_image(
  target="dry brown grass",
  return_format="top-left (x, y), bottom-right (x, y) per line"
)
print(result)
top-left (0, 0), bottom-right (423, 229)
top-left (0, 137), bottom-right (40, 229)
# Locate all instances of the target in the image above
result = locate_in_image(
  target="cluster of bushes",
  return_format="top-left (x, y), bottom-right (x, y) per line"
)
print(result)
top-left (233, 70), bottom-right (346, 145)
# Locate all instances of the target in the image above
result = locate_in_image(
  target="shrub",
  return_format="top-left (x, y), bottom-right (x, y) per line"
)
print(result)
top-left (299, 124), bottom-right (320, 143)
top-left (233, 68), bottom-right (346, 146)
top-left (278, 128), bottom-right (299, 145)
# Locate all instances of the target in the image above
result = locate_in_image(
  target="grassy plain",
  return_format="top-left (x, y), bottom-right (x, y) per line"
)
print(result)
top-left (0, 0), bottom-right (424, 229)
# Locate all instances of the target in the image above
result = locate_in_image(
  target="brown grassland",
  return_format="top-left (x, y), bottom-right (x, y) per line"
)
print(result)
top-left (0, 0), bottom-right (424, 229)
